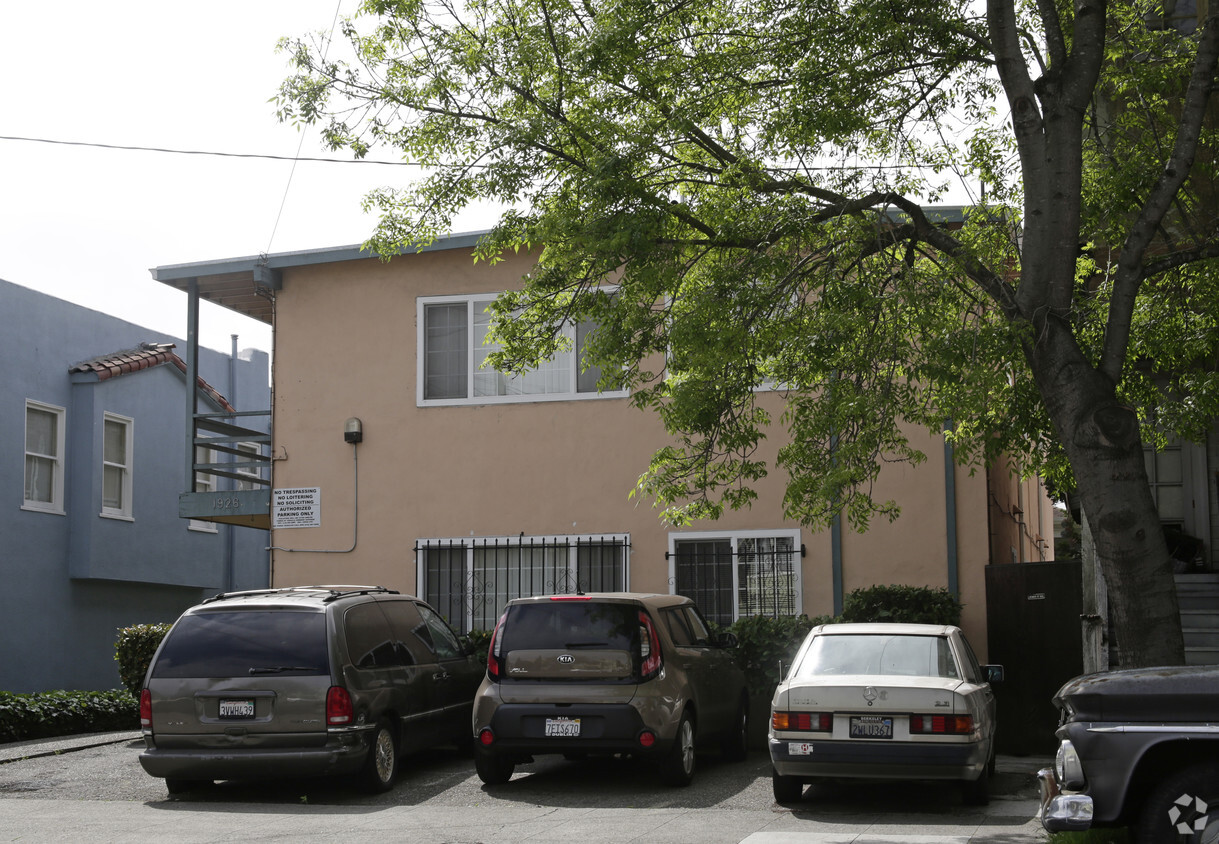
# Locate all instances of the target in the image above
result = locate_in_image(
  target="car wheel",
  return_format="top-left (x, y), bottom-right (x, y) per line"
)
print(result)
top-left (474, 746), bottom-right (516, 785)
top-left (1134, 760), bottom-right (1219, 844)
top-left (772, 768), bottom-right (804, 804)
top-left (164, 778), bottom-right (208, 796)
top-left (720, 698), bottom-right (749, 762)
top-left (660, 712), bottom-right (697, 787)
top-left (961, 761), bottom-right (990, 806)
top-left (359, 719), bottom-right (400, 793)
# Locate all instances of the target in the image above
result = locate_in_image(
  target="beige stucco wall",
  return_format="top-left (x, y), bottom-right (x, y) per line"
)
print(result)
top-left (264, 244), bottom-right (1043, 662)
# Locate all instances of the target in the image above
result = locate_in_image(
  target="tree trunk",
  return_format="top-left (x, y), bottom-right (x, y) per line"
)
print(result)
top-left (1030, 320), bottom-right (1185, 668)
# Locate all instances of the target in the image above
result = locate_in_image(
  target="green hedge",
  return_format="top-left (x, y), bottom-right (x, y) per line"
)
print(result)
top-left (840, 584), bottom-right (963, 626)
top-left (114, 623), bottom-right (171, 696)
top-left (0, 690), bottom-right (137, 743)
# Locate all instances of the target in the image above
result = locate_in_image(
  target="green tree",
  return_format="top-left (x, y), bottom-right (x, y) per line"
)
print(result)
top-left (277, 0), bottom-right (1219, 668)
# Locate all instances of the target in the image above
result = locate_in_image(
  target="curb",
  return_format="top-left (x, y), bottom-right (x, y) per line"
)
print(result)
top-left (0, 731), bottom-right (141, 765)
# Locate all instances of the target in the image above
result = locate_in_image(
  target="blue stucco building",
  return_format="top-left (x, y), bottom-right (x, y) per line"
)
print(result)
top-left (3, 279), bottom-right (270, 693)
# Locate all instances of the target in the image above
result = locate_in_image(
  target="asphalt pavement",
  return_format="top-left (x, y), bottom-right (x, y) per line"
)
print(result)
top-left (0, 732), bottom-right (1052, 843)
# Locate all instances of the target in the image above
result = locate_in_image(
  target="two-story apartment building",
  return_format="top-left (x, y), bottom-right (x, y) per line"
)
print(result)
top-left (3, 280), bottom-right (270, 692)
top-left (150, 232), bottom-right (1058, 661)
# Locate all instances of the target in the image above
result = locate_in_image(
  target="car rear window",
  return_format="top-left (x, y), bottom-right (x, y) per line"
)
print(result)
top-left (152, 610), bottom-right (328, 678)
top-left (501, 601), bottom-right (638, 651)
top-left (795, 633), bottom-right (960, 679)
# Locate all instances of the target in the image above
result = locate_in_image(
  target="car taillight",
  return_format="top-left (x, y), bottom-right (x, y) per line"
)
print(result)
top-left (326, 686), bottom-right (353, 726)
top-left (772, 711), bottom-right (832, 732)
top-left (910, 714), bottom-right (973, 734)
top-left (139, 688), bottom-right (152, 729)
top-left (486, 613), bottom-right (507, 681)
top-left (638, 610), bottom-right (663, 679)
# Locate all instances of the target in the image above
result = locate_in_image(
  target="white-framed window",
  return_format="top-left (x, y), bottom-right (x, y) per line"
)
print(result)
top-left (415, 534), bottom-right (630, 632)
top-left (188, 445), bottom-right (218, 532)
top-left (234, 442), bottom-right (263, 491)
top-left (101, 412), bottom-right (133, 519)
top-left (668, 529), bottom-right (802, 625)
top-left (24, 400), bottom-right (65, 514)
top-left (417, 294), bottom-right (628, 405)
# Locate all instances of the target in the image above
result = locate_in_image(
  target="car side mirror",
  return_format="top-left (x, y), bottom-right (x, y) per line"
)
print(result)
top-left (715, 631), bottom-right (739, 649)
top-left (984, 664), bottom-right (1005, 684)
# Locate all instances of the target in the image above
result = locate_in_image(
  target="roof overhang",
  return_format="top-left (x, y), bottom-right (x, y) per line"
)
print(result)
top-left (149, 230), bottom-right (491, 324)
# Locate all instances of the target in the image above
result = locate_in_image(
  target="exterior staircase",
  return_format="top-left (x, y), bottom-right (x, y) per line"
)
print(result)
top-left (1177, 573), bottom-right (1219, 665)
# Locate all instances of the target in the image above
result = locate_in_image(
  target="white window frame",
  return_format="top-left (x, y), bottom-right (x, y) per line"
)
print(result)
top-left (416, 293), bottom-right (629, 406)
top-left (667, 528), bottom-right (803, 623)
top-left (23, 400), bottom-right (66, 514)
top-left (188, 445), bottom-right (218, 533)
top-left (234, 442), bottom-right (262, 491)
top-left (100, 412), bottom-right (134, 520)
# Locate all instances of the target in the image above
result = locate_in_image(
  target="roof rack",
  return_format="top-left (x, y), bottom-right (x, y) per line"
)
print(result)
top-left (201, 585), bottom-right (397, 604)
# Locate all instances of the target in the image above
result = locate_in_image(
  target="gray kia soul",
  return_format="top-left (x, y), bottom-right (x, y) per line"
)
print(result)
top-left (472, 593), bottom-right (749, 787)
top-left (138, 586), bottom-right (481, 795)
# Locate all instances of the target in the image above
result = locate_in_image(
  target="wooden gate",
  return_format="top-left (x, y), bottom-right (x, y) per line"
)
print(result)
top-left (985, 560), bottom-right (1083, 756)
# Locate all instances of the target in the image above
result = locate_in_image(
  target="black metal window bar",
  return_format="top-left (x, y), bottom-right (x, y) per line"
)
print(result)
top-left (417, 534), bottom-right (630, 633)
top-left (670, 536), bottom-right (802, 625)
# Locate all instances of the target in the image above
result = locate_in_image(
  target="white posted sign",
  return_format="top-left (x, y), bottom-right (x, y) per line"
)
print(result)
top-left (273, 487), bottom-right (321, 528)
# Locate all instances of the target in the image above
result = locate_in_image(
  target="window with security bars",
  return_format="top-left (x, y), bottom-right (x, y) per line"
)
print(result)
top-left (671, 531), bottom-right (801, 624)
top-left (417, 535), bottom-right (629, 633)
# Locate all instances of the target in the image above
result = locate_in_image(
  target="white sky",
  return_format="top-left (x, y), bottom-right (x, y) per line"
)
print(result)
top-left (1, 1), bottom-right (981, 357)
top-left (0, 0), bottom-right (494, 354)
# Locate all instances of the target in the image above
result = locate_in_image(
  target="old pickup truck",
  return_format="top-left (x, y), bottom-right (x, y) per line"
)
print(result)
top-left (1039, 665), bottom-right (1219, 843)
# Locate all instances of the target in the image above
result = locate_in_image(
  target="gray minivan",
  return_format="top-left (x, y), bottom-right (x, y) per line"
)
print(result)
top-left (138, 586), bottom-right (481, 794)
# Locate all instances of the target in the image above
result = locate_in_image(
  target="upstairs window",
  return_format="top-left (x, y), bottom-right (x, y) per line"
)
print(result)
top-left (101, 413), bottom-right (133, 519)
top-left (418, 294), bottom-right (626, 405)
top-left (24, 400), bottom-right (65, 514)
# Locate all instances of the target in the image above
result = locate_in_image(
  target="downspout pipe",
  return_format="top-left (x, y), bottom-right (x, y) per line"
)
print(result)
top-left (944, 420), bottom-right (959, 596)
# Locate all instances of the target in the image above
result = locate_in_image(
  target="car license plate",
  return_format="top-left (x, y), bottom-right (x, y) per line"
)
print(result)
top-left (787, 742), bottom-right (814, 756)
top-left (544, 717), bottom-right (580, 737)
top-left (219, 698), bottom-right (255, 719)
top-left (849, 715), bottom-right (892, 739)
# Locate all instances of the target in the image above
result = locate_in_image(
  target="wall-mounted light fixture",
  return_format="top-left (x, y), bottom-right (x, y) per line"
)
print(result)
top-left (344, 417), bottom-right (363, 444)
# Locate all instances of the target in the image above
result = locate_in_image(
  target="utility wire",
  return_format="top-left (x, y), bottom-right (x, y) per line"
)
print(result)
top-left (0, 134), bottom-right (415, 167)
top-left (266, 0), bottom-right (346, 253)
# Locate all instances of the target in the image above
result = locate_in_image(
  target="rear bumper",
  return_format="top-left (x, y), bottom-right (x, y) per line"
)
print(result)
top-left (138, 728), bottom-right (371, 782)
top-left (1038, 766), bottom-right (1094, 832)
top-left (478, 703), bottom-right (668, 757)
top-left (768, 736), bottom-right (987, 781)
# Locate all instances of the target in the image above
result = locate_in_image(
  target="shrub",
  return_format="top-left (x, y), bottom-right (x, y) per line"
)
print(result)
top-left (840, 584), bottom-right (962, 626)
top-left (114, 623), bottom-right (171, 695)
top-left (0, 689), bottom-right (137, 743)
top-left (465, 629), bottom-right (492, 665)
top-left (728, 614), bottom-right (833, 691)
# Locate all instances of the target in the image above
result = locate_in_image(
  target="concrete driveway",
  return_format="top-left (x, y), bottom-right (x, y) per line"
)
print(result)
top-left (0, 732), bottom-right (1050, 842)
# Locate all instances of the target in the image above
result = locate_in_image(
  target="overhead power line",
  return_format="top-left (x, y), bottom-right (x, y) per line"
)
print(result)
top-left (0, 134), bottom-right (419, 167)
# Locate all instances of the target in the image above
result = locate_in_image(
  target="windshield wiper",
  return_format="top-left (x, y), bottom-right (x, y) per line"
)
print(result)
top-left (248, 666), bottom-right (317, 674)
top-left (564, 641), bottom-right (609, 648)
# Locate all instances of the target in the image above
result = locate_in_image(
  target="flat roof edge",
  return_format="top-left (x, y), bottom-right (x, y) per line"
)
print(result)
top-left (150, 230), bottom-right (492, 281)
